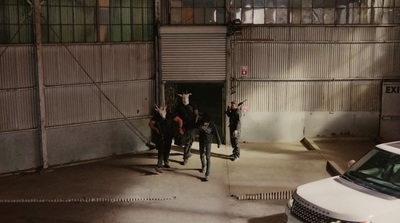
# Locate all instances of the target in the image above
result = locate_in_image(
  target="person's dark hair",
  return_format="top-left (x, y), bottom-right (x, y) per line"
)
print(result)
top-left (202, 112), bottom-right (211, 122)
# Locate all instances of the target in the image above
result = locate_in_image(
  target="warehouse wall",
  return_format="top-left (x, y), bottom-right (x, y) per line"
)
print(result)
top-left (230, 26), bottom-right (399, 142)
top-left (0, 43), bottom-right (154, 174)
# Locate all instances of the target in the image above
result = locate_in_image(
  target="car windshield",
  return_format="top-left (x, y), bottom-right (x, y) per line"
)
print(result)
top-left (342, 147), bottom-right (400, 198)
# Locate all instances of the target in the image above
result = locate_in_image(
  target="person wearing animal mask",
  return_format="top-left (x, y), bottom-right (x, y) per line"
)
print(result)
top-left (149, 105), bottom-right (183, 173)
top-left (176, 93), bottom-right (199, 165)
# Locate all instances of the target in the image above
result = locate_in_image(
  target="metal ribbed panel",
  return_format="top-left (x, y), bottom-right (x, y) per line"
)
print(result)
top-left (160, 26), bottom-right (227, 82)
top-left (45, 80), bottom-right (154, 126)
top-left (240, 26), bottom-right (400, 42)
top-left (289, 44), bottom-right (331, 79)
top-left (46, 85), bottom-right (101, 126)
top-left (350, 44), bottom-right (376, 78)
top-left (0, 46), bottom-right (35, 89)
top-left (286, 81), bottom-right (329, 111)
top-left (43, 45), bottom-right (102, 85)
top-left (241, 27), bottom-right (289, 41)
top-left (43, 43), bottom-right (153, 86)
top-left (101, 80), bottom-right (154, 119)
top-left (331, 27), bottom-right (353, 42)
top-left (329, 44), bottom-right (351, 78)
top-left (372, 43), bottom-right (395, 77)
top-left (0, 89), bottom-right (38, 131)
top-left (352, 27), bottom-right (376, 41)
top-left (102, 44), bottom-right (154, 81)
top-left (161, 35), bottom-right (226, 81)
top-left (233, 41), bottom-right (398, 80)
top-left (234, 80), bottom-right (380, 112)
top-left (394, 43), bottom-right (400, 75)
top-left (233, 43), bottom-right (354, 80)
top-left (350, 80), bottom-right (381, 111)
top-left (330, 81), bottom-right (351, 111)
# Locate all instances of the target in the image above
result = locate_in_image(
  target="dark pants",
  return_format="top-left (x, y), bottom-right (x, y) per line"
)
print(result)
top-left (230, 129), bottom-right (240, 158)
top-left (183, 128), bottom-right (195, 160)
top-left (199, 141), bottom-right (211, 176)
top-left (156, 137), bottom-right (172, 168)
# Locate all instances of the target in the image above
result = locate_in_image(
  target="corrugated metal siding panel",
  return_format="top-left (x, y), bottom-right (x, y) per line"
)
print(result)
top-left (234, 43), bottom-right (347, 80)
top-left (0, 89), bottom-right (38, 131)
top-left (352, 27), bottom-right (377, 41)
top-left (329, 44), bottom-right (351, 78)
top-left (234, 81), bottom-right (287, 112)
top-left (350, 44), bottom-right (376, 78)
top-left (241, 27), bottom-right (290, 40)
top-left (234, 80), bottom-right (380, 112)
top-left (332, 27), bottom-right (353, 42)
top-left (373, 43), bottom-right (395, 77)
top-left (101, 80), bottom-right (154, 119)
top-left (46, 85), bottom-right (101, 126)
top-left (161, 33), bottom-right (226, 81)
top-left (43, 45), bottom-right (102, 85)
top-left (289, 44), bottom-right (330, 79)
top-left (241, 27), bottom-right (400, 42)
top-left (330, 81), bottom-right (351, 111)
top-left (394, 43), bottom-right (400, 76)
top-left (0, 46), bottom-right (35, 89)
top-left (46, 80), bottom-right (154, 126)
top-left (350, 80), bottom-right (381, 111)
top-left (285, 81), bottom-right (329, 111)
top-left (43, 43), bottom-right (153, 86)
top-left (234, 42), bottom-right (397, 81)
top-left (102, 44), bottom-right (154, 81)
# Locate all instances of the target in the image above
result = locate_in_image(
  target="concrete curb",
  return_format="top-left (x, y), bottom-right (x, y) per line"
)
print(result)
top-left (301, 137), bottom-right (343, 176)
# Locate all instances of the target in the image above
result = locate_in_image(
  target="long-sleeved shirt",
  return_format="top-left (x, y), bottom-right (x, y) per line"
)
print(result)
top-left (225, 108), bottom-right (241, 131)
top-left (198, 120), bottom-right (221, 145)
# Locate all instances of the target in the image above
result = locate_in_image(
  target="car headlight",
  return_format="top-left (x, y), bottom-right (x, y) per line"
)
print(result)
top-left (287, 197), bottom-right (294, 210)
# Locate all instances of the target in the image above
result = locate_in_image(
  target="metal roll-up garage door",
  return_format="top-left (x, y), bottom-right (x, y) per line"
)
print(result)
top-left (159, 26), bottom-right (227, 82)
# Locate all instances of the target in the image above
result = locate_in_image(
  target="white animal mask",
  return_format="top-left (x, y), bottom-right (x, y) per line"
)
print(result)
top-left (155, 104), bottom-right (167, 120)
top-left (178, 93), bottom-right (192, 106)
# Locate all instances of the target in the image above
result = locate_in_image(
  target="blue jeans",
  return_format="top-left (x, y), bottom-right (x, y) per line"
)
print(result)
top-left (183, 128), bottom-right (195, 160)
top-left (230, 129), bottom-right (240, 158)
top-left (199, 141), bottom-right (211, 176)
top-left (156, 137), bottom-right (172, 168)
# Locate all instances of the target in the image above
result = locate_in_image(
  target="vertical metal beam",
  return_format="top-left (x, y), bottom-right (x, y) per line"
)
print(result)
top-left (155, 0), bottom-right (161, 106)
top-left (33, 0), bottom-right (48, 169)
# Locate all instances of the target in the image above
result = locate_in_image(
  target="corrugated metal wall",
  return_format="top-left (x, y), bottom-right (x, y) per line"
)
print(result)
top-left (230, 26), bottom-right (399, 142)
top-left (0, 46), bottom-right (38, 132)
top-left (232, 27), bottom-right (399, 114)
top-left (42, 43), bottom-right (154, 127)
top-left (0, 43), bottom-right (154, 174)
top-left (235, 80), bottom-right (381, 113)
top-left (0, 43), bottom-right (154, 131)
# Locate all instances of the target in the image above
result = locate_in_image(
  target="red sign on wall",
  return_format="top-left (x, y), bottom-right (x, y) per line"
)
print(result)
top-left (241, 66), bottom-right (248, 76)
top-left (241, 104), bottom-right (249, 116)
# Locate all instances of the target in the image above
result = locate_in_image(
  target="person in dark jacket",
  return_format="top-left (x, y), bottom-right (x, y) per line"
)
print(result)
top-left (225, 100), bottom-right (241, 161)
top-left (176, 93), bottom-right (199, 165)
top-left (149, 105), bottom-right (183, 173)
top-left (198, 112), bottom-right (221, 181)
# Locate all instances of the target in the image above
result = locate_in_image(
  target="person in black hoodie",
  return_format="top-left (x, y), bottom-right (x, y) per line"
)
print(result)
top-left (198, 112), bottom-right (221, 181)
top-left (149, 105), bottom-right (183, 174)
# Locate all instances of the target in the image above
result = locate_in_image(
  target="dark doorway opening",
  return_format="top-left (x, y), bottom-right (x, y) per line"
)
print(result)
top-left (165, 83), bottom-right (225, 144)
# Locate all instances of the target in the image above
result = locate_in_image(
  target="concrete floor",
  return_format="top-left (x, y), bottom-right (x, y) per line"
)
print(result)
top-left (0, 138), bottom-right (377, 223)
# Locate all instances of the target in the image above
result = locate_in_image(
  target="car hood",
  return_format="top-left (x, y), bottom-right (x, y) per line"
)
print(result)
top-left (296, 176), bottom-right (400, 221)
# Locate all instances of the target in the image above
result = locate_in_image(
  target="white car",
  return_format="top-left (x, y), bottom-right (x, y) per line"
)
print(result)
top-left (285, 141), bottom-right (400, 223)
